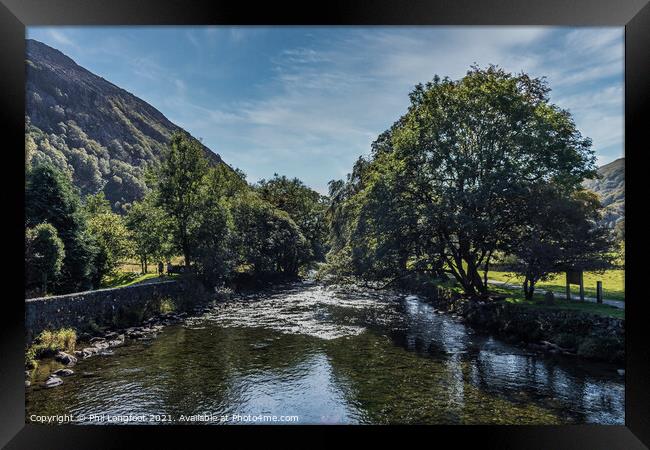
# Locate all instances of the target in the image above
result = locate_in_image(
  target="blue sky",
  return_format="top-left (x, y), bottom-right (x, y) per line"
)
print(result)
top-left (27, 26), bottom-right (624, 193)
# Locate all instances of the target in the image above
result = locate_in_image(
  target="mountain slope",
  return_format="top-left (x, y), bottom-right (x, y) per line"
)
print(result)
top-left (583, 157), bottom-right (624, 228)
top-left (25, 39), bottom-right (224, 211)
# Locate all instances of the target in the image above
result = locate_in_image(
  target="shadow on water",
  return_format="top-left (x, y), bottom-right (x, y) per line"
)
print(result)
top-left (25, 281), bottom-right (624, 425)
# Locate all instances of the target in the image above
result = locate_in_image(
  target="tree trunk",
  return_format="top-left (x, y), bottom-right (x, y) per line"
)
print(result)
top-left (523, 278), bottom-right (535, 300)
top-left (183, 243), bottom-right (191, 267)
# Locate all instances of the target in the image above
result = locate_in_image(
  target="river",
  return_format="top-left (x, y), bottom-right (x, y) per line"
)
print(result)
top-left (25, 281), bottom-right (624, 425)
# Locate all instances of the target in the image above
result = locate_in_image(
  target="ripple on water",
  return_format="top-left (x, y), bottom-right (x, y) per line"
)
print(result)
top-left (25, 282), bottom-right (624, 425)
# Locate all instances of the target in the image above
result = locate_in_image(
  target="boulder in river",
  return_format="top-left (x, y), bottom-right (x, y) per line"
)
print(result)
top-left (81, 347), bottom-right (98, 358)
top-left (54, 351), bottom-right (78, 366)
top-left (107, 335), bottom-right (125, 347)
top-left (44, 375), bottom-right (63, 388)
top-left (53, 368), bottom-right (74, 377)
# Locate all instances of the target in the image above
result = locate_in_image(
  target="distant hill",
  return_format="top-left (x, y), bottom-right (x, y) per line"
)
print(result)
top-left (25, 39), bottom-right (225, 212)
top-left (583, 157), bottom-right (624, 228)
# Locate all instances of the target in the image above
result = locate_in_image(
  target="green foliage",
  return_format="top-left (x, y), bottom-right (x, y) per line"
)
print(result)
top-left (25, 223), bottom-right (65, 296)
top-left (256, 174), bottom-right (329, 262)
top-left (193, 199), bottom-right (234, 286)
top-left (125, 192), bottom-right (175, 273)
top-left (82, 192), bottom-right (112, 216)
top-left (577, 336), bottom-right (624, 362)
top-left (25, 163), bottom-right (98, 294)
top-left (159, 297), bottom-right (176, 314)
top-left (504, 187), bottom-right (615, 299)
top-left (87, 212), bottom-right (134, 284)
top-left (326, 65), bottom-right (600, 298)
top-left (231, 193), bottom-right (311, 277)
top-left (155, 131), bottom-right (210, 267)
top-left (26, 328), bottom-right (77, 367)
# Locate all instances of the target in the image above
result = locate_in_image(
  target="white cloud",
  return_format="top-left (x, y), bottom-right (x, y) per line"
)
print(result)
top-left (56, 27), bottom-right (621, 192)
top-left (47, 30), bottom-right (77, 48)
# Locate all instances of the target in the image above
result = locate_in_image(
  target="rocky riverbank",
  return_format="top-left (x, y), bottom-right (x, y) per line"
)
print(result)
top-left (399, 279), bottom-right (624, 364)
top-left (26, 304), bottom-right (216, 390)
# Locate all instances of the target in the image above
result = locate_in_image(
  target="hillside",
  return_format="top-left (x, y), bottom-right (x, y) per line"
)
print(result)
top-left (25, 39), bottom-right (224, 212)
top-left (583, 157), bottom-right (624, 228)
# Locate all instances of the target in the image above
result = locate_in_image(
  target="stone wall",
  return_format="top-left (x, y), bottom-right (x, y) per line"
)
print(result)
top-left (25, 280), bottom-right (181, 343)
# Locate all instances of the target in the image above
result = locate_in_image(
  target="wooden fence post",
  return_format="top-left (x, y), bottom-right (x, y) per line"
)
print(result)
top-left (597, 281), bottom-right (603, 304)
top-left (566, 272), bottom-right (571, 301)
top-left (579, 271), bottom-right (585, 302)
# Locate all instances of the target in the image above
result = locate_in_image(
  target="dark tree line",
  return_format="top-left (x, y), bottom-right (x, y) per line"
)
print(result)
top-left (25, 131), bottom-right (328, 297)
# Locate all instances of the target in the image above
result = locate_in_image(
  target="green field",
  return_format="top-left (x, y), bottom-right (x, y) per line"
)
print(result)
top-left (489, 269), bottom-right (625, 302)
top-left (489, 285), bottom-right (624, 320)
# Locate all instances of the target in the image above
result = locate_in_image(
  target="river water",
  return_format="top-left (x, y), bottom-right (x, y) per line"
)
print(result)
top-left (26, 281), bottom-right (624, 425)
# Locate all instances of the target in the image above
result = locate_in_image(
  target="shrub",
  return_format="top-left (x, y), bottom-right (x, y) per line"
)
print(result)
top-left (26, 328), bottom-right (77, 368)
top-left (160, 297), bottom-right (176, 314)
top-left (577, 335), bottom-right (624, 362)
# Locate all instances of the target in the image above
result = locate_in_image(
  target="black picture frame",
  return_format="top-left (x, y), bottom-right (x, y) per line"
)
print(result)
top-left (1, 0), bottom-right (648, 447)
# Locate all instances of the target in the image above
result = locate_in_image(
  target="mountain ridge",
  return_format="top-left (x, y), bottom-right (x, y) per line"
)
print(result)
top-left (25, 38), bottom-right (224, 212)
top-left (583, 157), bottom-right (624, 228)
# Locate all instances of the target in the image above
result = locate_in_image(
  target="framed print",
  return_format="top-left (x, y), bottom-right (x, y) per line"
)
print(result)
top-left (1, 0), bottom-right (648, 448)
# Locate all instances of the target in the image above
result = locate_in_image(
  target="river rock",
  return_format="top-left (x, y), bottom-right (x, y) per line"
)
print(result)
top-left (126, 328), bottom-right (145, 338)
top-left (617, 369), bottom-right (625, 376)
top-left (108, 335), bottom-right (125, 347)
top-left (93, 341), bottom-right (110, 350)
top-left (104, 331), bottom-right (119, 340)
top-left (90, 336), bottom-right (106, 344)
top-left (80, 347), bottom-right (98, 358)
top-left (44, 375), bottom-right (63, 388)
top-left (53, 368), bottom-right (74, 377)
top-left (54, 351), bottom-right (77, 366)
top-left (25, 380), bottom-right (31, 387)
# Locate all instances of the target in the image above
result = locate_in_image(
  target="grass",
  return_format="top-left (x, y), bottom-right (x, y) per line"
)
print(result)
top-left (489, 285), bottom-right (624, 320)
top-left (488, 269), bottom-right (625, 302)
top-left (159, 297), bottom-right (176, 314)
top-left (26, 328), bottom-right (77, 369)
top-left (100, 271), bottom-right (179, 289)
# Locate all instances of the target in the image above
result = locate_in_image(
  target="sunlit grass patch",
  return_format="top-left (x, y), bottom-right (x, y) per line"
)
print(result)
top-left (26, 328), bottom-right (77, 369)
top-left (489, 269), bottom-right (624, 302)
top-left (490, 285), bottom-right (624, 320)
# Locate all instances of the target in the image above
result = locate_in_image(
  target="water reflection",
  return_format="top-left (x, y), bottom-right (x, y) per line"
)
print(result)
top-left (26, 282), bottom-right (623, 424)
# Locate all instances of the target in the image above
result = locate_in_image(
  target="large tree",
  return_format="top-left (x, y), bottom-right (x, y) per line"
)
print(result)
top-left (256, 174), bottom-right (328, 262)
top-left (25, 163), bottom-right (98, 293)
top-left (506, 187), bottom-right (614, 299)
top-left (125, 193), bottom-right (175, 274)
top-left (155, 131), bottom-right (210, 267)
top-left (25, 222), bottom-right (65, 296)
top-left (86, 212), bottom-right (134, 285)
top-left (327, 66), bottom-right (598, 297)
top-left (232, 193), bottom-right (310, 277)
